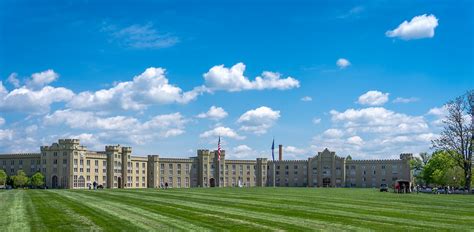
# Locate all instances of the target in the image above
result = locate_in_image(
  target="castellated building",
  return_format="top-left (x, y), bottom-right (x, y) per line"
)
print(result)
top-left (0, 139), bottom-right (412, 189)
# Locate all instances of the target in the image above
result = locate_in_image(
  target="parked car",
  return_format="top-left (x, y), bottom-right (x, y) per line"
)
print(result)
top-left (380, 184), bottom-right (388, 192)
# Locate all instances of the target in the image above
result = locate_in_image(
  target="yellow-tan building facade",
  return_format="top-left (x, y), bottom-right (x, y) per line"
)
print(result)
top-left (0, 139), bottom-right (412, 189)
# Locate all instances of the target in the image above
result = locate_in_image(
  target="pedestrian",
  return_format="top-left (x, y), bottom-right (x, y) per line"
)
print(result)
top-left (93, 181), bottom-right (97, 190)
top-left (165, 182), bottom-right (168, 189)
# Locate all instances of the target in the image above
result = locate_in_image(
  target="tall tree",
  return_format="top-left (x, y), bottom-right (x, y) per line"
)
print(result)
top-left (30, 172), bottom-right (45, 189)
top-left (432, 90), bottom-right (473, 190)
top-left (419, 152), bottom-right (432, 166)
top-left (11, 170), bottom-right (29, 188)
top-left (0, 169), bottom-right (6, 187)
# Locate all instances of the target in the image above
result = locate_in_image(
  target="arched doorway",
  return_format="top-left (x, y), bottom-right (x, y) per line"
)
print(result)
top-left (52, 176), bottom-right (58, 189)
top-left (323, 178), bottom-right (331, 187)
top-left (78, 176), bottom-right (85, 189)
top-left (118, 177), bottom-right (122, 188)
top-left (209, 178), bottom-right (215, 187)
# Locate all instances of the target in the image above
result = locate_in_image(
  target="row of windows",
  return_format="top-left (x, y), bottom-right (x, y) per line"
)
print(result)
top-left (1, 160), bottom-right (41, 165)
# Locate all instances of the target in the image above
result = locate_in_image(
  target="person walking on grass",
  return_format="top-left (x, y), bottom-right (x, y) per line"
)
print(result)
top-left (165, 182), bottom-right (168, 189)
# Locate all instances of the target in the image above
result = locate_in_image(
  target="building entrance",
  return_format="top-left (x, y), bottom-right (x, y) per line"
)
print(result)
top-left (323, 177), bottom-right (331, 187)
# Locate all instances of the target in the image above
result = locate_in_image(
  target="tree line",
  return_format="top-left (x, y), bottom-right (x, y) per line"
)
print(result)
top-left (0, 169), bottom-right (45, 189)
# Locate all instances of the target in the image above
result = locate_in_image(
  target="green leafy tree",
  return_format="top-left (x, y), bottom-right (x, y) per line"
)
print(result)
top-left (422, 151), bottom-right (455, 186)
top-left (30, 172), bottom-right (45, 188)
top-left (11, 170), bottom-right (29, 188)
top-left (0, 169), bottom-right (7, 187)
top-left (410, 157), bottom-right (424, 185)
top-left (432, 90), bottom-right (473, 190)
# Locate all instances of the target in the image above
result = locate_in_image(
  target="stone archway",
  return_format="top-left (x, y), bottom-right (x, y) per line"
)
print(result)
top-left (52, 176), bottom-right (58, 189)
top-left (209, 178), bottom-right (216, 187)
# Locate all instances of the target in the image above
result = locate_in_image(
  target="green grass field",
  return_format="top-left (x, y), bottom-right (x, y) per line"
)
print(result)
top-left (1, 188), bottom-right (473, 231)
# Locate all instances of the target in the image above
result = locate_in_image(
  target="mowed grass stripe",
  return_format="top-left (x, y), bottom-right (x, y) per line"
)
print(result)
top-left (181, 188), bottom-right (474, 220)
top-left (111, 189), bottom-right (317, 231)
top-left (190, 188), bottom-right (474, 215)
top-left (56, 190), bottom-right (192, 231)
top-left (44, 190), bottom-right (144, 231)
top-left (115, 189), bottom-right (364, 231)
top-left (0, 190), bottom-right (31, 231)
top-left (26, 190), bottom-right (98, 231)
top-left (131, 188), bottom-right (473, 230)
top-left (175, 188), bottom-right (473, 226)
top-left (130, 189), bottom-right (419, 230)
top-left (77, 190), bottom-right (286, 231)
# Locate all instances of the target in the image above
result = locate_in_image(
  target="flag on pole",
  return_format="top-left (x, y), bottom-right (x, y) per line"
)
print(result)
top-left (271, 138), bottom-right (275, 161)
top-left (217, 136), bottom-right (221, 161)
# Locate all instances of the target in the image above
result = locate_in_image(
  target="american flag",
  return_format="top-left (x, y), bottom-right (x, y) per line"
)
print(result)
top-left (217, 136), bottom-right (221, 161)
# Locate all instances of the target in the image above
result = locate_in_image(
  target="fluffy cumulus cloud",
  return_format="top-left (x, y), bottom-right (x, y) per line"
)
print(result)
top-left (0, 70), bottom-right (74, 114)
top-left (43, 110), bottom-right (187, 144)
top-left (386, 14), bottom-right (439, 40)
top-left (311, 106), bottom-right (436, 159)
top-left (336, 58), bottom-right (351, 69)
top-left (237, 106), bottom-right (280, 135)
top-left (199, 126), bottom-right (245, 140)
top-left (27, 69), bottom-right (59, 89)
top-left (0, 81), bottom-right (74, 114)
top-left (323, 128), bottom-right (344, 138)
top-left (68, 67), bottom-right (204, 111)
top-left (196, 106), bottom-right (228, 120)
top-left (357, 90), bottom-right (389, 106)
top-left (330, 107), bottom-right (428, 134)
top-left (300, 96), bottom-right (312, 102)
top-left (203, 63), bottom-right (299, 92)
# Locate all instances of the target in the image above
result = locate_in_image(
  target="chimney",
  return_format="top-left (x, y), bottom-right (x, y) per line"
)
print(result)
top-left (279, 144), bottom-right (283, 161)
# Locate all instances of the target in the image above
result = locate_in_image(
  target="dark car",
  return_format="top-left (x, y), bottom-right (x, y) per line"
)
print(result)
top-left (380, 184), bottom-right (388, 192)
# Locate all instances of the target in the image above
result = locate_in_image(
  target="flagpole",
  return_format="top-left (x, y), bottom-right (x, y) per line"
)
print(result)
top-left (272, 137), bottom-right (275, 188)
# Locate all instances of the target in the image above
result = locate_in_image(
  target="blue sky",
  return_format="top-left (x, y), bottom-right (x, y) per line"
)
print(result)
top-left (0, 0), bottom-right (473, 159)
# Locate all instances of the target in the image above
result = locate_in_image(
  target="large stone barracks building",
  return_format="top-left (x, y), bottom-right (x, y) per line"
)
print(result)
top-left (0, 139), bottom-right (412, 189)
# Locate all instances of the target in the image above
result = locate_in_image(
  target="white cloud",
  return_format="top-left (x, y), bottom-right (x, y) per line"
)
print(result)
top-left (44, 110), bottom-right (187, 144)
top-left (196, 106), bottom-right (228, 120)
top-left (336, 58), bottom-right (351, 69)
top-left (330, 107), bottom-right (428, 134)
top-left (386, 14), bottom-right (439, 40)
top-left (347, 136), bottom-right (363, 145)
top-left (357, 90), bottom-right (389, 106)
top-left (203, 63), bottom-right (299, 92)
top-left (0, 117), bottom-right (5, 126)
top-left (233, 145), bottom-right (253, 153)
top-left (312, 118), bottom-right (321, 124)
top-left (323, 128), bottom-right (344, 138)
top-left (300, 96), bottom-right (312, 102)
top-left (7, 73), bottom-right (20, 88)
top-left (0, 129), bottom-right (13, 141)
top-left (237, 106), bottom-right (280, 135)
top-left (0, 85), bottom-right (74, 114)
top-left (199, 126), bottom-right (245, 140)
top-left (103, 22), bottom-right (179, 49)
top-left (310, 106), bottom-right (437, 159)
top-left (68, 67), bottom-right (204, 111)
top-left (427, 106), bottom-right (447, 117)
top-left (284, 146), bottom-right (306, 154)
top-left (27, 69), bottom-right (59, 89)
top-left (393, 97), bottom-right (419, 103)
